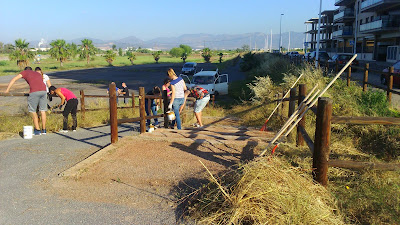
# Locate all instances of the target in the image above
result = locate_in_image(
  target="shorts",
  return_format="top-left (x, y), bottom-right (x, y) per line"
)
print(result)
top-left (194, 95), bottom-right (210, 113)
top-left (28, 91), bottom-right (47, 112)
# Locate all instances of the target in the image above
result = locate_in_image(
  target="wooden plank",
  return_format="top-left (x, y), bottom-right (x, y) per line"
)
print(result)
top-left (0, 92), bottom-right (29, 96)
top-left (298, 125), bottom-right (314, 154)
top-left (310, 105), bottom-right (317, 115)
top-left (331, 116), bottom-right (400, 125)
top-left (329, 160), bottom-right (400, 171)
top-left (83, 95), bottom-right (109, 98)
top-left (117, 117), bottom-right (141, 124)
top-left (363, 63), bottom-right (369, 92)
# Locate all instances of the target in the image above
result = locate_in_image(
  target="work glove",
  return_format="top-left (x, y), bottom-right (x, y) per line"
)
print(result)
top-left (168, 103), bottom-right (173, 111)
top-left (58, 105), bottom-right (63, 110)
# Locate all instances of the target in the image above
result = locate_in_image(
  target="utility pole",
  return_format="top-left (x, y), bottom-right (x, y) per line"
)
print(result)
top-left (354, 1), bottom-right (359, 54)
top-left (280, 14), bottom-right (284, 53)
top-left (270, 29), bottom-right (273, 52)
top-left (288, 31), bottom-right (291, 52)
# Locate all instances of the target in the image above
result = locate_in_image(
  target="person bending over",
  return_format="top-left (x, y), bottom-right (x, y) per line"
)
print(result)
top-left (49, 86), bottom-right (78, 133)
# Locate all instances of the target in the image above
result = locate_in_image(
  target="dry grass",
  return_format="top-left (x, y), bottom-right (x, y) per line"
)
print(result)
top-left (184, 157), bottom-right (344, 224)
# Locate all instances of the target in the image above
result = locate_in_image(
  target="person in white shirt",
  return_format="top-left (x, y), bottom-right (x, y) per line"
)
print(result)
top-left (35, 67), bottom-right (51, 92)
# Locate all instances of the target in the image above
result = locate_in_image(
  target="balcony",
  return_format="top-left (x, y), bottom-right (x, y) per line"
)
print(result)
top-left (359, 18), bottom-right (399, 33)
top-left (361, 0), bottom-right (400, 12)
top-left (332, 27), bottom-right (354, 38)
top-left (333, 9), bottom-right (355, 22)
top-left (335, 0), bottom-right (355, 6)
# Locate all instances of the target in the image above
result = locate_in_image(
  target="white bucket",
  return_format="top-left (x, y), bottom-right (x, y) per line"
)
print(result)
top-left (23, 126), bottom-right (33, 139)
top-left (167, 111), bottom-right (176, 121)
top-left (148, 124), bottom-right (155, 133)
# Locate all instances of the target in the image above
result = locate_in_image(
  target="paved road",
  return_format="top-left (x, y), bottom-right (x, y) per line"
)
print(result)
top-left (0, 123), bottom-right (179, 224)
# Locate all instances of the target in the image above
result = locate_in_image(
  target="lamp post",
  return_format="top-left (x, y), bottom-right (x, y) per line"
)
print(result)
top-left (279, 13), bottom-right (284, 53)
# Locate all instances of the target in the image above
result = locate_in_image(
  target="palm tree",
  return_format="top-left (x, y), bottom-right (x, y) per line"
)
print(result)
top-left (79, 39), bottom-right (96, 64)
top-left (9, 39), bottom-right (35, 69)
top-left (104, 50), bottom-right (116, 66)
top-left (202, 48), bottom-right (212, 63)
top-left (67, 43), bottom-right (78, 59)
top-left (152, 51), bottom-right (161, 63)
top-left (126, 51), bottom-right (136, 65)
top-left (49, 39), bottom-right (69, 67)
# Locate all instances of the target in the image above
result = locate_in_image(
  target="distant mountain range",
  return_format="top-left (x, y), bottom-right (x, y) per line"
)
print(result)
top-left (29, 32), bottom-right (306, 50)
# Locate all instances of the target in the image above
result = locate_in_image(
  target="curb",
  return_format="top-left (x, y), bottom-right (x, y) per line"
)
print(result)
top-left (58, 144), bottom-right (116, 178)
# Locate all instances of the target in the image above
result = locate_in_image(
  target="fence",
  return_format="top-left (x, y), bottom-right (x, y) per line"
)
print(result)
top-left (285, 54), bottom-right (400, 104)
top-left (275, 83), bottom-right (400, 186)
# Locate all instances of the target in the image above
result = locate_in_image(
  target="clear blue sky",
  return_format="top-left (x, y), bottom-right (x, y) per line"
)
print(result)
top-left (0, 0), bottom-right (336, 44)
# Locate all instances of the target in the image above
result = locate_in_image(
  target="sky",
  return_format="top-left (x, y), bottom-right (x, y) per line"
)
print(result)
top-left (0, 0), bottom-right (337, 44)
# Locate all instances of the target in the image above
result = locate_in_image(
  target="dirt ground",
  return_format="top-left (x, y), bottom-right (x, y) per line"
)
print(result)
top-left (51, 121), bottom-right (274, 212)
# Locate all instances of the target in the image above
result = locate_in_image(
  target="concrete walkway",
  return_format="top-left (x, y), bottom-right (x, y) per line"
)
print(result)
top-left (0, 122), bottom-right (177, 224)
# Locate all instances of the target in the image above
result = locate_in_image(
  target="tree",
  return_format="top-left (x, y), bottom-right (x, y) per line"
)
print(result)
top-left (118, 48), bottom-right (123, 56)
top-left (201, 48), bottom-right (212, 63)
top-left (218, 52), bottom-right (224, 63)
top-left (152, 51), bottom-right (162, 63)
top-left (79, 39), bottom-right (97, 64)
top-left (67, 43), bottom-right (78, 59)
top-left (169, 47), bottom-right (184, 58)
top-left (179, 44), bottom-right (192, 55)
top-left (49, 39), bottom-right (70, 67)
top-left (3, 44), bottom-right (14, 54)
top-left (112, 44), bottom-right (116, 51)
top-left (9, 39), bottom-right (35, 69)
top-left (104, 50), bottom-right (116, 66)
top-left (126, 51), bottom-right (136, 65)
top-left (242, 44), bottom-right (250, 52)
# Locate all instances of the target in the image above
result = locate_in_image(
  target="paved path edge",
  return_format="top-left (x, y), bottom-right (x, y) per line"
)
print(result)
top-left (58, 144), bottom-right (117, 178)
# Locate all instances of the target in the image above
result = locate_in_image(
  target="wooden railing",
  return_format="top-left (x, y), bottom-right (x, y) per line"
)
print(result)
top-left (277, 83), bottom-right (400, 186)
top-left (285, 54), bottom-right (400, 104)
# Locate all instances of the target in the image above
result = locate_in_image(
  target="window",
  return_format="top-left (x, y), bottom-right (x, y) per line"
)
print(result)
top-left (371, 16), bottom-right (374, 22)
top-left (366, 17), bottom-right (369, 23)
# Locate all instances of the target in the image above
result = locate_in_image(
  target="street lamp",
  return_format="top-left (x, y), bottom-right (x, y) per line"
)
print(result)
top-left (279, 13), bottom-right (284, 53)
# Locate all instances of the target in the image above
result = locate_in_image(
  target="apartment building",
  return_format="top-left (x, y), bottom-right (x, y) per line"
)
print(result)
top-left (306, 0), bottom-right (400, 62)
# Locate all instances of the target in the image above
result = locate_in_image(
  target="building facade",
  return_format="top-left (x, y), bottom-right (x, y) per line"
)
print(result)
top-left (306, 0), bottom-right (400, 62)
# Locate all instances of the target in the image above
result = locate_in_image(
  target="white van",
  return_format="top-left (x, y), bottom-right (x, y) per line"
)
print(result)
top-left (181, 69), bottom-right (228, 95)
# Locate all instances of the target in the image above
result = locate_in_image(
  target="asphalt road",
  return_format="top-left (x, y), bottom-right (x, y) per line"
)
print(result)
top-left (0, 123), bottom-right (180, 224)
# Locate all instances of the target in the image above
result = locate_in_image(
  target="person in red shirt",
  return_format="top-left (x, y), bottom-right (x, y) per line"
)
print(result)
top-left (48, 86), bottom-right (78, 133)
top-left (5, 67), bottom-right (47, 135)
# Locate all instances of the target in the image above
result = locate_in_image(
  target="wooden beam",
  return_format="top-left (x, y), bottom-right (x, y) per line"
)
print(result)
top-left (109, 83), bottom-right (118, 143)
top-left (298, 125), bottom-right (314, 154)
top-left (331, 116), bottom-right (400, 125)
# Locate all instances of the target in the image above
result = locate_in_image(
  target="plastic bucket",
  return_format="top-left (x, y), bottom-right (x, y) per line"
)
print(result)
top-left (23, 126), bottom-right (33, 139)
top-left (167, 111), bottom-right (176, 121)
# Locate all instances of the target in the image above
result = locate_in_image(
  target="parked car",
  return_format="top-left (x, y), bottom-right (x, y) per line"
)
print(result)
top-left (303, 52), bottom-right (312, 60)
top-left (181, 62), bottom-right (197, 75)
top-left (181, 69), bottom-right (228, 95)
top-left (309, 51), bottom-right (330, 63)
top-left (381, 61), bottom-right (400, 87)
top-left (287, 51), bottom-right (301, 58)
top-left (328, 53), bottom-right (359, 71)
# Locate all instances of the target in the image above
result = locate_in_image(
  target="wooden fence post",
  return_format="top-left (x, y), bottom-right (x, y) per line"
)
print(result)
top-left (139, 87), bottom-right (146, 134)
top-left (132, 92), bottom-right (135, 114)
top-left (163, 90), bottom-right (169, 128)
top-left (313, 97), bottom-right (333, 186)
top-left (363, 63), bottom-right (369, 92)
top-left (281, 90), bottom-right (286, 115)
top-left (288, 88), bottom-right (297, 141)
top-left (387, 66), bottom-right (394, 104)
top-left (347, 66), bottom-right (352, 87)
top-left (109, 83), bottom-right (118, 144)
top-left (80, 90), bottom-right (85, 120)
top-left (297, 84), bottom-right (306, 146)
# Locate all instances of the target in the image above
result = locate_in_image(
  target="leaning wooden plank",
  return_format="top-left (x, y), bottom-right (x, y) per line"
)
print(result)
top-left (329, 160), bottom-right (400, 171)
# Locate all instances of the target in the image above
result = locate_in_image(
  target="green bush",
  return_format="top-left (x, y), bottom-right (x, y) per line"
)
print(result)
top-left (0, 61), bottom-right (8, 66)
top-left (357, 90), bottom-right (399, 117)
